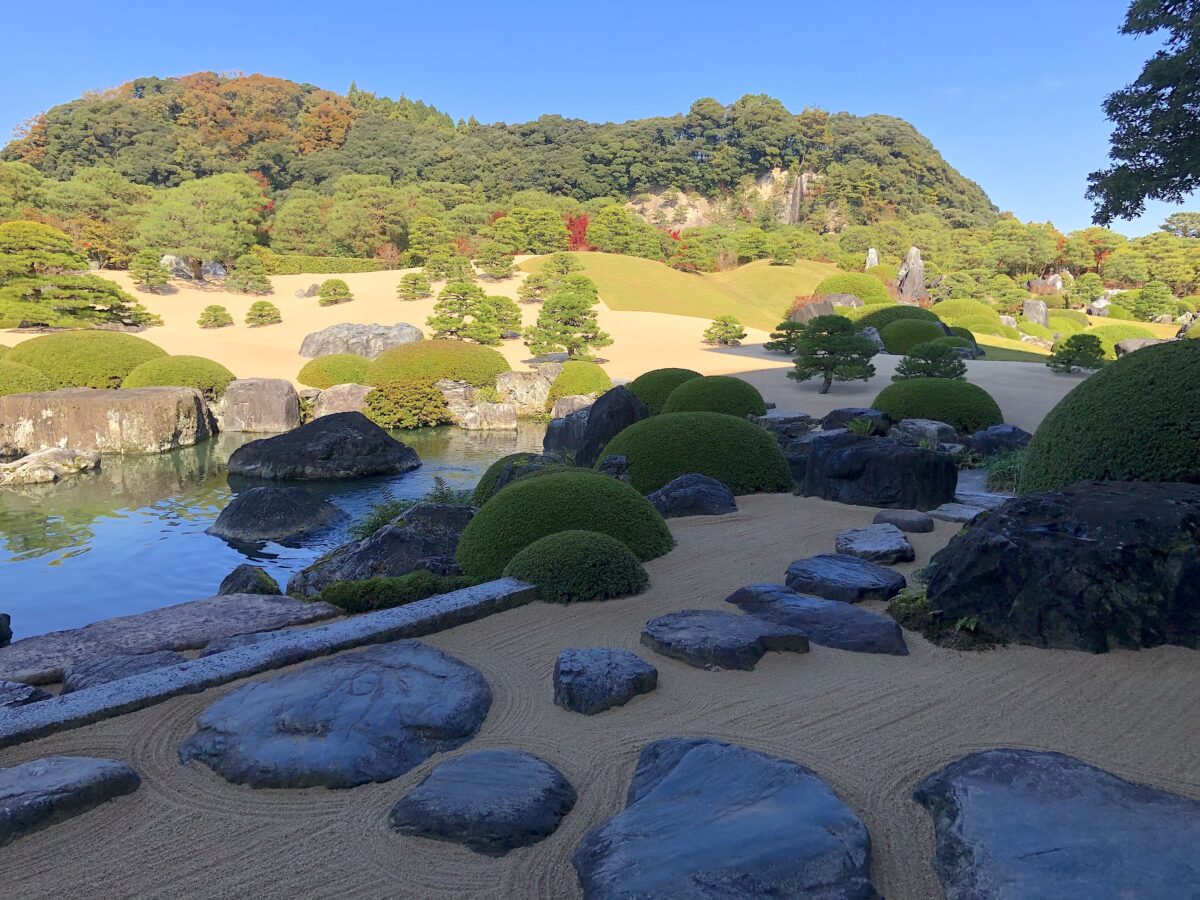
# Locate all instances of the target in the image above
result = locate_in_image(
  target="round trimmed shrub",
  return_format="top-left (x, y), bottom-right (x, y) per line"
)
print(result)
top-left (601, 411), bottom-right (791, 494)
top-left (1105, 304), bottom-right (1134, 320)
top-left (501, 530), bottom-right (648, 604)
top-left (880, 319), bottom-right (947, 355)
top-left (364, 340), bottom-right (510, 388)
top-left (931, 336), bottom-right (973, 350)
top-left (872, 378), bottom-right (1003, 434)
top-left (1020, 341), bottom-right (1200, 492)
top-left (547, 360), bottom-right (612, 409)
top-left (1047, 316), bottom-right (1085, 336)
top-left (660, 375), bottom-right (766, 418)
top-left (122, 355), bottom-right (235, 400)
top-left (932, 299), bottom-right (1000, 324)
top-left (317, 278), bottom-right (353, 306)
top-left (0, 360), bottom-right (52, 396)
top-left (8, 331), bottom-right (166, 389)
top-left (626, 367), bottom-right (702, 415)
top-left (297, 354), bottom-right (371, 389)
top-left (363, 380), bottom-right (451, 429)
top-left (473, 452), bottom-right (539, 505)
top-left (1053, 308), bottom-right (1091, 326)
top-left (456, 470), bottom-right (674, 579)
top-left (814, 273), bottom-right (891, 305)
top-left (1083, 323), bottom-right (1156, 359)
top-left (957, 316), bottom-right (1021, 340)
top-left (1018, 321), bottom-right (1054, 340)
top-left (948, 326), bottom-right (977, 343)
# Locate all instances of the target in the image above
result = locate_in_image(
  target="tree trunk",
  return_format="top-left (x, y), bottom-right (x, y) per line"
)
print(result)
top-left (820, 376), bottom-right (832, 394)
top-left (188, 258), bottom-right (203, 281)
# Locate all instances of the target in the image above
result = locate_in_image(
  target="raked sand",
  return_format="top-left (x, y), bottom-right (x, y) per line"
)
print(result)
top-left (2, 493), bottom-right (1197, 899)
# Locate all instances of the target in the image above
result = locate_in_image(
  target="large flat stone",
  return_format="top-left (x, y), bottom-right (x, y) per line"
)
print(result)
top-left (646, 473), bottom-right (737, 519)
top-left (785, 553), bottom-right (906, 604)
top-left (0, 756), bottom-right (140, 848)
top-left (61, 650), bottom-right (188, 694)
top-left (834, 523), bottom-right (915, 564)
top-left (726, 584), bottom-right (908, 655)
top-left (641, 609), bottom-right (809, 670)
top-left (553, 648), bottom-right (658, 715)
top-left (929, 502), bottom-right (985, 523)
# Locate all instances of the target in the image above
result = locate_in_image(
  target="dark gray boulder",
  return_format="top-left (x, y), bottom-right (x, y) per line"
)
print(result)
top-left (914, 749), bottom-right (1200, 900)
top-left (0, 756), bottom-right (141, 848)
top-left (207, 486), bottom-right (342, 543)
top-left (217, 564), bottom-right (281, 596)
top-left (641, 609), bottom-right (809, 670)
top-left (0, 679), bottom-right (50, 708)
top-left (925, 481), bottom-right (1200, 651)
top-left (834, 524), bottom-right (915, 564)
top-left (61, 649), bottom-right (187, 694)
top-left (782, 428), bottom-right (847, 485)
top-left (596, 453), bottom-right (630, 481)
top-left (179, 640), bottom-right (491, 788)
top-left (785, 554), bottom-right (906, 603)
top-left (888, 418), bottom-right (960, 449)
top-left (543, 407), bottom-right (590, 458)
top-left (572, 738), bottom-right (877, 899)
top-left (646, 474), bottom-right (737, 518)
top-left (872, 509), bottom-right (935, 533)
top-left (821, 407), bottom-right (891, 433)
top-left (802, 431), bottom-right (957, 510)
top-left (553, 648), bottom-right (658, 715)
top-left (389, 749), bottom-right (576, 856)
top-left (968, 424), bottom-right (1032, 457)
top-left (725, 584), bottom-right (908, 655)
top-left (0, 613), bottom-right (9, 647)
top-left (227, 412), bottom-right (421, 480)
top-left (576, 387), bottom-right (650, 468)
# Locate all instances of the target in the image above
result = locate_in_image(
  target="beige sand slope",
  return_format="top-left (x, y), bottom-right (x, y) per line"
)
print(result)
top-left (2, 494), bottom-right (1197, 900)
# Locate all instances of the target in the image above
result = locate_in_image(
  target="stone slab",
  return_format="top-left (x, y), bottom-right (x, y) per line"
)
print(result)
top-left (0, 756), bottom-right (141, 848)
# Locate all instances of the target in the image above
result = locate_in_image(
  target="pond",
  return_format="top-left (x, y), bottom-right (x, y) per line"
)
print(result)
top-left (0, 425), bottom-right (545, 641)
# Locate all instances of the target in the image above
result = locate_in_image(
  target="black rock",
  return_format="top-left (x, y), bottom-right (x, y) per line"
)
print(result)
top-left (576, 387), bottom-right (650, 468)
top-left (179, 640), bottom-right (491, 788)
top-left (835, 523), bottom-right (915, 564)
top-left (726, 584), bottom-right (908, 655)
top-left (595, 453), bottom-right (630, 481)
top-left (0, 613), bottom-right (10, 647)
top-left (914, 749), bottom-right (1200, 900)
top-left (968, 423), bottom-right (1032, 457)
top-left (389, 749), bottom-right (576, 856)
top-left (783, 428), bottom-right (848, 485)
top-left (543, 407), bottom-right (590, 458)
top-left (925, 481), bottom-right (1200, 651)
top-left (0, 679), bottom-right (50, 708)
top-left (821, 407), bottom-right (891, 433)
top-left (646, 473), bottom-right (737, 518)
top-left (553, 648), bottom-right (658, 715)
top-left (872, 509), bottom-right (935, 533)
top-left (572, 738), bottom-right (877, 899)
top-left (207, 486), bottom-right (342, 543)
top-left (641, 609), bottom-right (809, 670)
top-left (802, 431), bottom-right (957, 510)
top-left (217, 564), bottom-right (281, 596)
top-left (61, 650), bottom-right (187, 694)
top-left (227, 411), bottom-right (421, 480)
top-left (785, 554), bottom-right (906, 604)
top-left (0, 756), bottom-right (141, 848)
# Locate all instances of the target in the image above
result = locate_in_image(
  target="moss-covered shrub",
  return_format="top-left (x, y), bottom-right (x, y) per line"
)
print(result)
top-left (948, 326), bottom-right (977, 343)
top-left (626, 367), bottom-right (702, 415)
top-left (872, 378), bottom-right (1003, 434)
top-left (364, 340), bottom-right (510, 388)
top-left (297, 353), bottom-right (371, 389)
top-left (364, 380), bottom-right (451, 429)
top-left (1083, 323), bottom-right (1156, 359)
top-left (1047, 315), bottom-right (1085, 336)
top-left (814, 272), bottom-right (891, 305)
top-left (1018, 321), bottom-right (1054, 340)
top-left (226, 253), bottom-right (271, 293)
top-left (0, 360), bottom-right (52, 396)
top-left (253, 246), bottom-right (387, 275)
top-left (660, 375), bottom-right (767, 418)
top-left (317, 278), bottom-right (353, 306)
top-left (122, 355), bottom-right (235, 400)
top-left (473, 452), bottom-right (541, 505)
top-left (931, 336), bottom-right (973, 350)
top-left (880, 319), bottom-right (947, 355)
top-left (932, 299), bottom-right (1000, 324)
top-left (501, 529), bottom-right (649, 604)
top-left (956, 316), bottom-right (1021, 340)
top-left (456, 470), bottom-right (674, 579)
top-left (1020, 341), bottom-right (1200, 492)
top-left (8, 331), bottom-right (166, 389)
top-left (600, 411), bottom-right (792, 494)
top-left (547, 360), bottom-right (612, 409)
top-left (318, 571), bottom-right (480, 614)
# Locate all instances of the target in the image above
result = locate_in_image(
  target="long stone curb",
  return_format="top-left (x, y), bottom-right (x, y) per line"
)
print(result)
top-left (0, 578), bottom-right (535, 750)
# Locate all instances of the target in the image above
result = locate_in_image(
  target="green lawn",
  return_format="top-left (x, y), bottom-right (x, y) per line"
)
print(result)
top-left (973, 334), bottom-right (1050, 363)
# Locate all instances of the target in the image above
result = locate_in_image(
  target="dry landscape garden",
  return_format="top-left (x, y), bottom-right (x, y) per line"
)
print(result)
top-left (1, 4), bottom-right (1199, 896)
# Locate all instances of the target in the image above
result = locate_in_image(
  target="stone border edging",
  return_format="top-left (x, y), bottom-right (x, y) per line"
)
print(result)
top-left (0, 578), bottom-right (535, 750)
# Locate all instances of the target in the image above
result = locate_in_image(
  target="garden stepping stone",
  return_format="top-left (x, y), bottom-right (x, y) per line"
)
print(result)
top-left (572, 738), bottom-right (876, 899)
top-left (872, 508), bottom-right (935, 533)
top-left (953, 490), bottom-right (1010, 510)
top-left (178, 640), bottom-right (491, 788)
top-left (914, 749), bottom-right (1200, 899)
top-left (785, 553), bottom-right (906, 604)
top-left (389, 749), bottom-right (576, 856)
top-left (726, 584), bottom-right (909, 656)
top-left (61, 650), bottom-right (187, 694)
top-left (0, 679), bottom-right (50, 709)
top-left (646, 473), bottom-right (737, 518)
top-left (553, 648), bottom-right (658, 715)
top-left (929, 502), bottom-right (985, 523)
top-left (641, 610), bottom-right (808, 670)
top-left (0, 756), bottom-right (141, 848)
top-left (834, 523), bottom-right (915, 564)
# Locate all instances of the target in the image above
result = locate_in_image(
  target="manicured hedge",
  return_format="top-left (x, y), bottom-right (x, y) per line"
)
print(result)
top-left (364, 340), bottom-right (510, 388)
top-left (932, 299), bottom-right (1000, 324)
top-left (1021, 341), bottom-right (1200, 492)
top-left (122, 355), bottom-right (236, 400)
top-left (872, 378), bottom-right (1004, 434)
top-left (833, 304), bottom-right (940, 333)
top-left (0, 360), bottom-right (52, 396)
top-left (252, 247), bottom-right (387, 275)
top-left (660, 375), bottom-right (767, 418)
top-left (8, 331), bottom-right (167, 389)
top-left (601, 411), bottom-right (792, 494)
top-left (456, 470), bottom-right (674, 579)
top-left (957, 316), bottom-right (1021, 340)
top-left (297, 354), bottom-right (371, 389)
top-left (547, 360), bottom-right (612, 409)
top-left (880, 319), bottom-right (947, 355)
top-left (501, 529), bottom-right (648, 604)
top-left (626, 367), bottom-right (702, 415)
top-left (318, 572), bottom-right (480, 614)
top-left (931, 336), bottom-right (973, 350)
top-left (1083, 323), bottom-right (1156, 359)
top-left (814, 273), bottom-right (891, 305)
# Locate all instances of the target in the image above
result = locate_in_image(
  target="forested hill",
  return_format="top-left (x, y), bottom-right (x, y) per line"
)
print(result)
top-left (3, 73), bottom-right (996, 229)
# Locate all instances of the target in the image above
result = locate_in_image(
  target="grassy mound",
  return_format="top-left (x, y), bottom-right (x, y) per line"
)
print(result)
top-left (626, 367), bottom-right (702, 415)
top-left (872, 378), bottom-right (1004, 434)
top-left (0, 345), bottom-right (9, 359)
top-left (660, 375), bottom-right (766, 418)
top-left (1083, 323), bottom-right (1157, 359)
top-left (1018, 322), bottom-right (1054, 341)
top-left (364, 340), bottom-right (510, 388)
top-left (932, 299), bottom-right (1000, 324)
top-left (7, 331), bottom-right (167, 389)
top-left (957, 316), bottom-right (1021, 340)
top-left (814, 272), bottom-right (891, 305)
top-left (1020, 341), bottom-right (1200, 492)
top-left (880, 319), bottom-right (947, 355)
top-left (1048, 316), bottom-right (1085, 337)
top-left (501, 529), bottom-right (648, 604)
top-left (297, 354), bottom-right (371, 389)
top-left (121, 355), bottom-right (236, 400)
top-left (547, 360), bottom-right (612, 409)
top-left (834, 304), bottom-right (941, 333)
top-left (0, 360), bottom-right (53, 396)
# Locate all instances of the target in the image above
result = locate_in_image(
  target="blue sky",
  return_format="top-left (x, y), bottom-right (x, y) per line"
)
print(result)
top-left (1, 0), bottom-right (1186, 235)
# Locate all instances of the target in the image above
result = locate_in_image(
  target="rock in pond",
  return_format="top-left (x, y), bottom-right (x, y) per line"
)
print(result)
top-left (872, 509), bottom-right (935, 533)
top-left (549, 394), bottom-right (593, 419)
top-left (553, 648), bottom-right (658, 715)
top-left (572, 738), bottom-right (877, 899)
top-left (389, 749), bottom-right (576, 856)
top-left (576, 386), bottom-right (650, 468)
top-left (207, 486), bottom-right (342, 543)
top-left (802, 431), bottom-right (957, 510)
top-left (0, 448), bottom-right (100, 486)
top-left (835, 523), bottom-right (915, 564)
top-left (299, 322), bottom-right (422, 359)
top-left (646, 473), bottom-right (737, 518)
top-left (727, 584), bottom-right (908, 655)
top-left (913, 749), bottom-right (1200, 900)
top-left (179, 640), bottom-right (491, 789)
top-left (227, 411), bottom-right (420, 480)
top-left (61, 649), bottom-right (187, 694)
top-left (785, 554), bottom-right (906, 604)
top-left (213, 378), bottom-right (301, 434)
top-left (217, 564), bottom-right (281, 596)
top-left (0, 679), bottom-right (50, 708)
top-left (641, 609), bottom-right (809, 670)
top-left (0, 756), bottom-right (141, 848)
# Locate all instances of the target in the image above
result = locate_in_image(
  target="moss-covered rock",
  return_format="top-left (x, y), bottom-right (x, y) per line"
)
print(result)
top-left (502, 530), bottom-right (648, 603)
top-left (318, 572), bottom-right (480, 614)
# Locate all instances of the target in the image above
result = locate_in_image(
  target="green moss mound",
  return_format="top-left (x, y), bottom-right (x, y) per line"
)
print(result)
top-left (1084, 323), bottom-right (1156, 359)
top-left (456, 470), bottom-right (673, 579)
top-left (833, 303), bottom-right (940, 333)
top-left (0, 360), bottom-right (53, 396)
top-left (660, 375), bottom-right (767, 418)
top-left (948, 326), bottom-right (977, 343)
top-left (814, 273), bottom-right (891, 305)
top-left (1054, 309), bottom-right (1091, 326)
top-left (473, 452), bottom-right (540, 505)
top-left (501, 529), bottom-right (648, 604)
top-left (601, 411), bottom-right (792, 494)
top-left (957, 316), bottom-right (1021, 340)
top-left (931, 336), bottom-right (973, 350)
top-left (932, 299), bottom-right (1000, 324)
top-left (121, 355), bottom-right (236, 400)
top-left (1020, 341), bottom-right (1200, 492)
top-left (880, 319), bottom-right (947, 355)
top-left (626, 367), bottom-right (702, 415)
top-left (1047, 316), bottom-right (1085, 337)
top-left (318, 572), bottom-right (480, 614)
top-left (1104, 304), bottom-right (1134, 320)
top-left (364, 340), bottom-right (510, 388)
top-left (1018, 322), bottom-right (1054, 340)
top-left (297, 354), bottom-right (371, 389)
top-left (872, 378), bottom-right (1004, 434)
top-left (547, 360), bottom-right (612, 409)
top-left (8, 331), bottom-right (167, 389)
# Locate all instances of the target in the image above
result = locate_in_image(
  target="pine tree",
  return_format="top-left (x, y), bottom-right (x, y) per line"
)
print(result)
top-left (789, 315), bottom-right (878, 394)
top-left (523, 288), bottom-right (612, 358)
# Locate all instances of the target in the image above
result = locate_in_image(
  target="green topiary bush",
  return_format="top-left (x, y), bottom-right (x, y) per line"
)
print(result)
top-left (660, 375), bottom-right (767, 418)
top-left (473, 452), bottom-right (540, 505)
top-left (626, 367), bottom-right (702, 415)
top-left (456, 470), bottom-right (674, 579)
top-left (879, 319), bottom-right (947, 355)
top-left (1083, 323), bottom-right (1156, 359)
top-left (226, 253), bottom-right (271, 293)
top-left (317, 278), bottom-right (353, 306)
top-left (931, 336), bottom-right (973, 350)
top-left (318, 572), bottom-right (480, 614)
top-left (121, 355), bottom-right (235, 400)
top-left (893, 342), bottom-right (967, 381)
top-left (1047, 333), bottom-right (1104, 374)
top-left (197, 305), bottom-right (234, 329)
top-left (8, 331), bottom-right (167, 389)
top-left (397, 272), bottom-right (432, 300)
top-left (948, 326), bottom-right (977, 343)
top-left (363, 380), bottom-right (451, 429)
top-left (502, 529), bottom-right (649, 604)
top-left (956, 316), bottom-right (1021, 340)
top-left (600, 411), bottom-right (792, 494)
top-left (932, 299), bottom-right (1001, 324)
top-left (546, 360), bottom-right (612, 409)
top-left (872, 378), bottom-right (1004, 434)
top-left (0, 360), bottom-right (52, 396)
top-left (1020, 341), bottom-right (1200, 492)
top-left (297, 354), bottom-right (371, 389)
top-left (702, 315), bottom-right (747, 345)
top-left (364, 340), bottom-right (510, 388)
top-left (814, 273), bottom-right (891, 305)
top-left (245, 301), bottom-right (282, 326)
top-left (1018, 321), bottom-right (1054, 340)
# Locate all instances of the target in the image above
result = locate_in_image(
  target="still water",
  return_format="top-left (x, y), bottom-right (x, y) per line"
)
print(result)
top-left (0, 426), bottom-right (544, 640)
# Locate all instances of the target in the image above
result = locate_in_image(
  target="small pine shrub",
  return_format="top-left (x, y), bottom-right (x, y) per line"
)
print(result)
top-left (880, 319), bottom-right (946, 355)
top-left (814, 272), bottom-right (891, 305)
top-left (547, 360), bottom-right (612, 409)
top-left (197, 305), bottom-right (234, 328)
top-left (1083, 323), bottom-right (1156, 359)
top-left (872, 378), bottom-right (1004, 434)
top-left (128, 250), bottom-right (169, 290)
top-left (245, 301), bottom-right (282, 326)
top-left (501, 530), bottom-right (648, 604)
top-left (122, 355), bottom-right (236, 400)
top-left (626, 367), bottom-right (702, 415)
top-left (8, 331), bottom-right (167, 389)
top-left (297, 354), bottom-right (371, 389)
top-left (763, 320), bottom-right (805, 354)
top-left (226, 253), bottom-right (272, 293)
top-left (317, 278), bottom-right (353, 306)
top-left (318, 571), bottom-right (480, 614)
top-left (364, 380), bottom-right (452, 429)
top-left (660, 375), bottom-right (767, 418)
top-left (397, 272), bottom-right (432, 300)
top-left (0, 360), bottom-right (53, 396)
top-left (892, 342), bottom-right (967, 381)
top-left (702, 315), bottom-right (747, 346)
top-left (1047, 334), bottom-right (1104, 373)
top-left (364, 340), bottom-right (510, 388)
